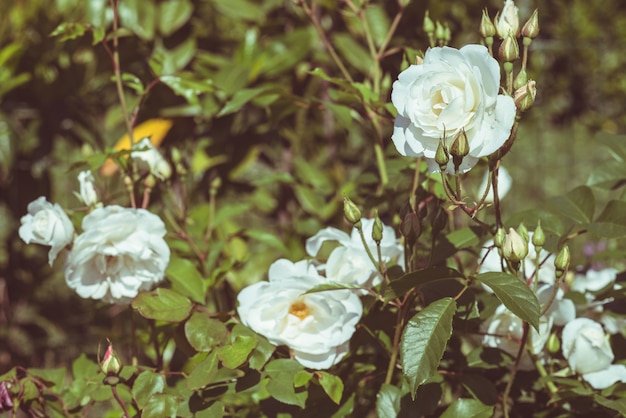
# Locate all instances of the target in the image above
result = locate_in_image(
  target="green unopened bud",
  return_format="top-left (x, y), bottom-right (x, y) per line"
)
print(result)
top-left (532, 222), bottom-right (545, 249)
top-left (546, 332), bottom-right (560, 354)
top-left (521, 9), bottom-right (539, 39)
top-left (513, 68), bottom-right (527, 90)
top-left (499, 34), bottom-right (520, 62)
top-left (443, 23), bottom-right (451, 44)
top-left (517, 222), bottom-right (529, 243)
top-left (514, 80), bottom-right (537, 112)
top-left (494, 227), bottom-right (506, 248)
top-left (435, 140), bottom-right (449, 171)
top-left (343, 197), bottom-right (362, 224)
top-left (555, 245), bottom-right (570, 277)
top-left (210, 176), bottom-right (222, 196)
top-left (171, 147), bottom-right (183, 165)
top-left (100, 342), bottom-right (122, 381)
top-left (423, 10), bottom-right (435, 34)
top-left (450, 129), bottom-right (469, 169)
top-left (435, 21), bottom-right (446, 44)
top-left (372, 210), bottom-right (383, 243)
top-left (502, 228), bottom-right (528, 263)
top-left (479, 8), bottom-right (496, 38)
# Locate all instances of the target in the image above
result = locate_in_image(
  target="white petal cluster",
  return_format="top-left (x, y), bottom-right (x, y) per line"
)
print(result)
top-left (19, 196), bottom-right (75, 266)
top-left (77, 170), bottom-right (99, 207)
top-left (131, 137), bottom-right (172, 180)
top-left (306, 218), bottom-right (404, 292)
top-left (64, 205), bottom-right (170, 304)
top-left (237, 259), bottom-right (363, 369)
top-left (391, 45), bottom-right (516, 174)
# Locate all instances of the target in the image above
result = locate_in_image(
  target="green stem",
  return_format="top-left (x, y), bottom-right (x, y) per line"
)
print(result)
top-left (111, 385), bottom-right (130, 418)
top-left (109, 0), bottom-right (134, 145)
top-left (502, 321), bottom-right (529, 418)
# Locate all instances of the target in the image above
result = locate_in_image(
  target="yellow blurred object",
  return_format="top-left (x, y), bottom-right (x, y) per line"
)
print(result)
top-left (100, 118), bottom-right (174, 176)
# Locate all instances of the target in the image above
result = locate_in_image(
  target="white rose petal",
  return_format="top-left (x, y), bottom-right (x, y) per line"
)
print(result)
top-left (131, 137), bottom-right (172, 180)
top-left (64, 205), bottom-right (170, 304)
top-left (562, 318), bottom-right (614, 375)
top-left (237, 259), bottom-right (363, 369)
top-left (571, 268), bottom-right (617, 294)
top-left (583, 364), bottom-right (626, 390)
top-left (19, 196), bottom-right (75, 266)
top-left (77, 170), bottom-right (99, 206)
top-left (391, 45), bottom-right (516, 174)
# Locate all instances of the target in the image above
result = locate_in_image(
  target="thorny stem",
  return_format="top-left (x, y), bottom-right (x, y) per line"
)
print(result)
top-left (111, 385), bottom-right (130, 418)
top-left (109, 0), bottom-right (134, 145)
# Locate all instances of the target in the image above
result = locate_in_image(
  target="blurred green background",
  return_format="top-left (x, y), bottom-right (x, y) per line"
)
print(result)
top-left (1, 0), bottom-right (625, 374)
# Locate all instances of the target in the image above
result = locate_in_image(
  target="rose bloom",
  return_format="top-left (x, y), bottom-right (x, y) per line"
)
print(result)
top-left (19, 196), bottom-right (75, 265)
top-left (306, 218), bottom-right (403, 291)
top-left (64, 205), bottom-right (170, 304)
top-left (391, 45), bottom-right (516, 173)
top-left (237, 258), bottom-right (363, 369)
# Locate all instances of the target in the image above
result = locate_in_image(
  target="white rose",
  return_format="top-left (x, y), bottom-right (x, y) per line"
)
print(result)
top-left (306, 218), bottom-right (404, 270)
top-left (571, 268), bottom-right (617, 294)
top-left (19, 196), bottom-right (75, 266)
top-left (131, 137), bottom-right (172, 180)
top-left (77, 170), bottom-right (99, 207)
top-left (582, 364), bottom-right (626, 390)
top-left (391, 45), bottom-right (516, 173)
top-left (325, 246), bottom-right (381, 293)
top-left (64, 205), bottom-right (170, 304)
top-left (562, 318), bottom-right (614, 375)
top-left (237, 258), bottom-right (363, 369)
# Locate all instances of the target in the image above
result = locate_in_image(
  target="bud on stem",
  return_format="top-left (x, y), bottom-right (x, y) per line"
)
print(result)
top-left (343, 197), bottom-right (361, 224)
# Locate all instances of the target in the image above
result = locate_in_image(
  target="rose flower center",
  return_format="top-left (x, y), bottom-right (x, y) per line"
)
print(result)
top-left (288, 301), bottom-right (311, 320)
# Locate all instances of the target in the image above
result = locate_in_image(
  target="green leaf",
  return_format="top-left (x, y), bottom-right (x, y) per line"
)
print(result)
top-left (218, 86), bottom-right (275, 116)
top-left (186, 351), bottom-right (219, 390)
top-left (385, 267), bottom-right (463, 302)
top-left (401, 298), bottom-right (456, 397)
top-left (132, 370), bottom-right (165, 409)
top-left (120, 72), bottom-right (144, 95)
top-left (440, 398), bottom-right (494, 418)
top-left (333, 33), bottom-right (373, 75)
top-left (132, 288), bottom-right (193, 323)
top-left (476, 272), bottom-right (540, 330)
top-left (317, 372), bottom-right (344, 404)
top-left (28, 368), bottom-right (66, 388)
top-left (460, 373), bottom-right (498, 406)
top-left (141, 393), bottom-right (180, 418)
top-left (184, 312), bottom-right (228, 352)
top-left (118, 0), bottom-right (156, 40)
top-left (159, 0), bottom-right (193, 36)
top-left (49, 22), bottom-right (87, 42)
top-left (589, 200), bottom-right (626, 239)
top-left (244, 229), bottom-right (289, 254)
top-left (587, 161), bottom-right (626, 190)
top-left (596, 132), bottom-right (626, 163)
top-left (166, 257), bottom-right (206, 304)
top-left (365, 5), bottom-right (391, 48)
top-left (376, 383), bottom-right (401, 418)
top-left (547, 185), bottom-right (595, 224)
top-left (71, 353), bottom-right (99, 380)
top-left (217, 325), bottom-right (258, 368)
top-left (594, 395), bottom-right (626, 416)
top-left (160, 74), bottom-right (213, 105)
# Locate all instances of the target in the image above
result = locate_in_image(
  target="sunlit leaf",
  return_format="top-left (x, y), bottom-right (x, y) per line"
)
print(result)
top-left (317, 372), bottom-right (344, 404)
top-left (476, 272), bottom-right (540, 330)
top-left (132, 370), bottom-right (165, 409)
top-left (159, 0), bottom-right (194, 36)
top-left (439, 398), bottom-right (494, 418)
top-left (546, 185), bottom-right (595, 224)
top-left (184, 312), bottom-right (228, 352)
top-left (401, 297), bottom-right (456, 397)
top-left (141, 393), bottom-right (180, 418)
top-left (376, 383), bottom-right (401, 418)
top-left (132, 288), bottom-right (193, 323)
top-left (166, 257), bottom-right (206, 304)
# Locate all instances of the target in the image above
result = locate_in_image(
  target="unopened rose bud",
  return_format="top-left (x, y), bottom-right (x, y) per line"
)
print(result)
top-left (435, 140), bottom-right (449, 171)
top-left (372, 211), bottom-right (383, 243)
top-left (502, 227), bottom-right (528, 263)
top-left (430, 207), bottom-right (448, 236)
top-left (495, 0), bottom-right (519, 39)
top-left (514, 80), bottom-right (537, 112)
top-left (443, 23), bottom-right (451, 44)
top-left (401, 211), bottom-right (422, 245)
top-left (343, 197), bottom-right (361, 224)
top-left (494, 227), bottom-right (506, 248)
top-left (450, 129), bottom-right (469, 170)
top-left (532, 222), bottom-right (545, 249)
top-left (423, 10), bottom-right (435, 34)
top-left (517, 222), bottom-right (529, 243)
top-left (546, 332), bottom-right (560, 354)
top-left (435, 21), bottom-right (446, 44)
top-left (100, 342), bottom-right (122, 383)
top-left (513, 68), bottom-right (527, 90)
top-left (499, 34), bottom-right (520, 62)
top-left (521, 9), bottom-right (539, 39)
top-left (479, 8), bottom-right (496, 38)
top-left (555, 245), bottom-right (570, 277)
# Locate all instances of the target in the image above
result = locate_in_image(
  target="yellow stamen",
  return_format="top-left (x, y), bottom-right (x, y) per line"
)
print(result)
top-left (288, 301), bottom-right (310, 320)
